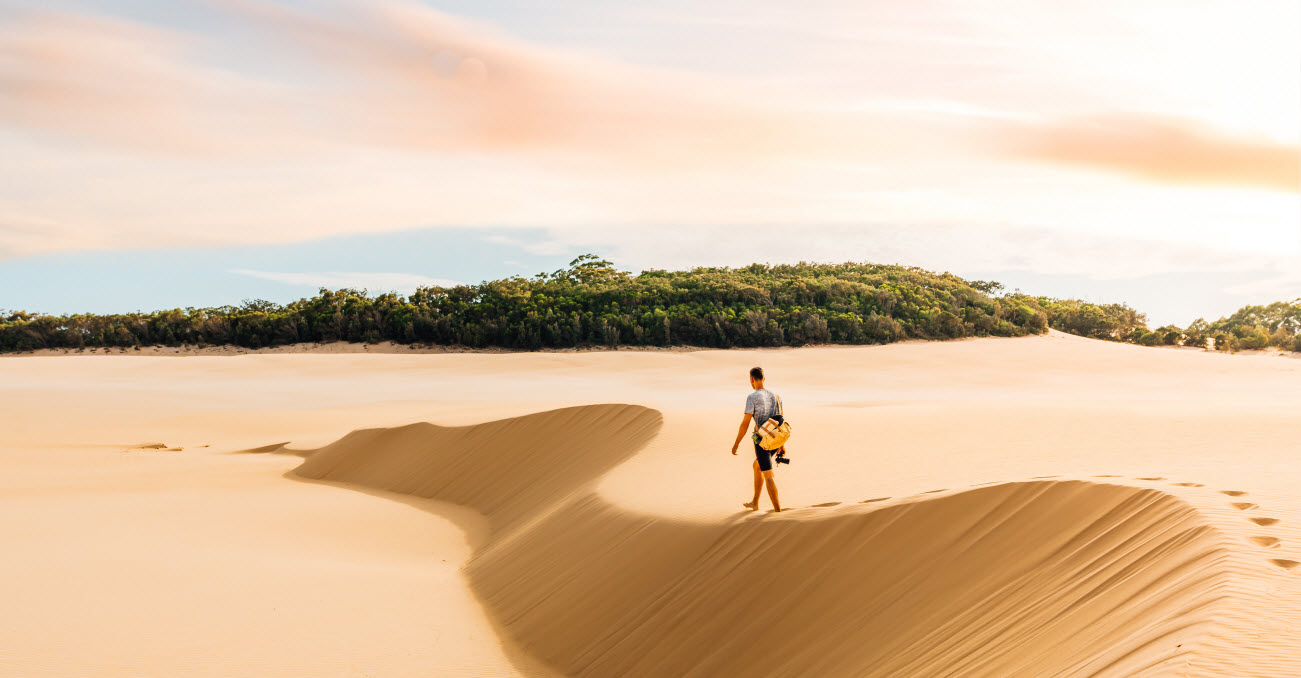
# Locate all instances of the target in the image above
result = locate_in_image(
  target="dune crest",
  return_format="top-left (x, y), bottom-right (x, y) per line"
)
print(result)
top-left (293, 404), bottom-right (663, 533)
top-left (291, 405), bottom-right (1235, 677)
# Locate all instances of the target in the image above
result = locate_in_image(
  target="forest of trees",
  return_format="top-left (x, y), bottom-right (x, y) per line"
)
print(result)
top-left (1, 257), bottom-right (1046, 351)
top-left (1019, 295), bottom-right (1299, 352)
top-left (2, 256), bottom-right (1297, 354)
top-left (1014, 293), bottom-right (1298, 352)
top-left (1175, 300), bottom-right (1301, 352)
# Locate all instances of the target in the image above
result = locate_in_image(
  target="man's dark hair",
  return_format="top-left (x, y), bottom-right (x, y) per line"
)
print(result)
top-left (749, 367), bottom-right (764, 381)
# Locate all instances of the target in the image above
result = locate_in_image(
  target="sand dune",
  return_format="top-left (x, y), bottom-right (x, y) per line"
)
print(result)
top-left (2, 331), bottom-right (1298, 676)
top-left (477, 482), bottom-right (1225, 678)
top-left (294, 404), bottom-right (661, 532)
top-left (288, 405), bottom-right (1238, 677)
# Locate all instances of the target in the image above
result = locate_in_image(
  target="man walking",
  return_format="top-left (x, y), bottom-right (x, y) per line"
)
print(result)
top-left (731, 366), bottom-right (782, 512)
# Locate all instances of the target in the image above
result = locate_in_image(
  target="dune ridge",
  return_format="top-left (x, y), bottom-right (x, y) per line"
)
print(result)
top-left (291, 404), bottom-right (1240, 677)
top-left (294, 404), bottom-right (662, 533)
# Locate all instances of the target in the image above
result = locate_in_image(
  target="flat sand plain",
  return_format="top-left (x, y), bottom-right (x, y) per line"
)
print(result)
top-left (2, 330), bottom-right (1298, 677)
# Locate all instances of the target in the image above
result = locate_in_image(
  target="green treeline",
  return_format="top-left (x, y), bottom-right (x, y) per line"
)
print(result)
top-left (1, 257), bottom-right (1048, 351)
top-left (2, 256), bottom-right (1296, 353)
top-left (1176, 301), bottom-right (1301, 352)
top-left (1020, 296), bottom-right (1299, 352)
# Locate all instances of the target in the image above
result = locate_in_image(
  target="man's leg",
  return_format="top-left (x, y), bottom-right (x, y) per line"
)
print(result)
top-left (763, 470), bottom-right (781, 512)
top-left (744, 460), bottom-right (762, 510)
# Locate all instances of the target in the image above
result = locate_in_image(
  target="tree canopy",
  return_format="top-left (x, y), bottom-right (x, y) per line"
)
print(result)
top-left (1, 257), bottom-right (1047, 352)
top-left (2, 257), bottom-right (1295, 354)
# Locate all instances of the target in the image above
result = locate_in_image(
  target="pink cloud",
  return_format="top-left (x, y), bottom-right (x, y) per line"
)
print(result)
top-left (0, 1), bottom-right (1293, 261)
top-left (993, 113), bottom-right (1300, 192)
top-left (0, 9), bottom-right (316, 155)
top-left (0, 1), bottom-right (910, 168)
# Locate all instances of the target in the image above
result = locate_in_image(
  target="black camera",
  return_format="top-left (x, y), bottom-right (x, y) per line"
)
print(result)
top-left (774, 451), bottom-right (790, 465)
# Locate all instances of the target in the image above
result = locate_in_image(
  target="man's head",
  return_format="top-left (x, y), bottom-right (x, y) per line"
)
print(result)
top-left (749, 366), bottom-right (764, 389)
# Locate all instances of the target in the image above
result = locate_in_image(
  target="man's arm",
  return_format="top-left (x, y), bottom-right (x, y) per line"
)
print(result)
top-left (731, 413), bottom-right (753, 455)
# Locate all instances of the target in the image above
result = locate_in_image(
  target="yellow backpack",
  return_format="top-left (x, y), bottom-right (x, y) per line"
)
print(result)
top-left (756, 394), bottom-right (791, 451)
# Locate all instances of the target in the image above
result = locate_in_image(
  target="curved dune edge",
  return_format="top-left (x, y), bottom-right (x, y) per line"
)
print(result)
top-left (290, 405), bottom-right (1235, 678)
top-left (292, 404), bottom-right (663, 534)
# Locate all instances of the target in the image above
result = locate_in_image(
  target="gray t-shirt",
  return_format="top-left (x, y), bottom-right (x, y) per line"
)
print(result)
top-left (744, 388), bottom-right (780, 431)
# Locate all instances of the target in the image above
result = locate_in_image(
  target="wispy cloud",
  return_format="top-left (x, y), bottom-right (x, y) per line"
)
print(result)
top-left (0, 0), bottom-right (1294, 264)
top-left (0, 0), bottom-right (947, 259)
top-left (992, 113), bottom-right (1300, 192)
top-left (0, 9), bottom-right (314, 155)
top-left (228, 269), bottom-right (461, 291)
top-left (0, 1), bottom-right (900, 165)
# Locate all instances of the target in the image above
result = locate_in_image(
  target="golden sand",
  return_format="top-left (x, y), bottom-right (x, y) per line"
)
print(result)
top-left (2, 330), bottom-right (1298, 676)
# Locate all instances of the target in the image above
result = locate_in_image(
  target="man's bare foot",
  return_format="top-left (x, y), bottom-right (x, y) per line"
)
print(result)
top-left (743, 501), bottom-right (758, 510)
top-left (770, 508), bottom-right (782, 513)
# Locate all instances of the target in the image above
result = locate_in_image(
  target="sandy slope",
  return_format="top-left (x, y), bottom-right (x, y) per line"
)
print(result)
top-left (2, 330), bottom-right (1298, 676)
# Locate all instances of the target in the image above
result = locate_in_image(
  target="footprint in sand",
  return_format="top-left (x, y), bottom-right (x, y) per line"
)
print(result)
top-left (1172, 482), bottom-right (1204, 487)
top-left (1231, 502), bottom-right (1258, 511)
top-left (1221, 490), bottom-right (1248, 497)
top-left (1137, 477), bottom-right (1166, 481)
top-left (859, 497), bottom-right (890, 504)
top-left (1269, 559), bottom-right (1299, 570)
top-left (1250, 536), bottom-right (1281, 548)
top-left (121, 443), bottom-right (181, 453)
top-left (1250, 517), bottom-right (1281, 527)
top-left (811, 502), bottom-right (841, 508)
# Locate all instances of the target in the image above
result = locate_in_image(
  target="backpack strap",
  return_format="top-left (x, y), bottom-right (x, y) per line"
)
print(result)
top-left (775, 393), bottom-right (783, 416)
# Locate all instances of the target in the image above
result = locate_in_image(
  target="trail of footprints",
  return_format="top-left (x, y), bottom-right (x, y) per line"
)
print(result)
top-left (799, 476), bottom-right (1298, 572)
top-left (1102, 476), bottom-right (1297, 572)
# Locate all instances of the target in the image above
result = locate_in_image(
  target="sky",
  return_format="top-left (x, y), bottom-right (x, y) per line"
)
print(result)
top-left (1, 0), bottom-right (1298, 327)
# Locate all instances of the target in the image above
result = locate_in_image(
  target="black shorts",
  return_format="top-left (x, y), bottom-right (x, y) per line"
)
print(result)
top-left (754, 441), bottom-right (773, 472)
